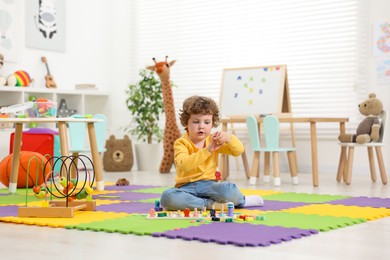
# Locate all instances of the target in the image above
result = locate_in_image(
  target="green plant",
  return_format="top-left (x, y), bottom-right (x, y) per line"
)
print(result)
top-left (125, 69), bottom-right (164, 144)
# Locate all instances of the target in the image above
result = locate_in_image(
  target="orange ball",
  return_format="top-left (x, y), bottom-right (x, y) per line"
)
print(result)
top-left (0, 151), bottom-right (52, 188)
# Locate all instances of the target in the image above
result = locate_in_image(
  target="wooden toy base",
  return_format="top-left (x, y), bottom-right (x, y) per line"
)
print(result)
top-left (18, 200), bottom-right (96, 218)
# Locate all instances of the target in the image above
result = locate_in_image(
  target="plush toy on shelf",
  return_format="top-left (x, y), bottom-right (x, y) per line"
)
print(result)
top-left (0, 53), bottom-right (32, 87)
top-left (0, 53), bottom-right (6, 86)
top-left (338, 93), bottom-right (384, 144)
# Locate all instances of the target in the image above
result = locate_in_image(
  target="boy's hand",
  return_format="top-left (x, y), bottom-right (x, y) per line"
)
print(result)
top-left (208, 132), bottom-right (231, 152)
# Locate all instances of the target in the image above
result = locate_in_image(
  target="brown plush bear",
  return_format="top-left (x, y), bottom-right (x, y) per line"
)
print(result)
top-left (103, 135), bottom-right (134, 171)
top-left (338, 93), bottom-right (383, 144)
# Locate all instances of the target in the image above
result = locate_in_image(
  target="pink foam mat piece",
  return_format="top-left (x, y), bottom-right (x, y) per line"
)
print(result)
top-left (328, 197), bottom-right (390, 208)
top-left (152, 222), bottom-right (318, 247)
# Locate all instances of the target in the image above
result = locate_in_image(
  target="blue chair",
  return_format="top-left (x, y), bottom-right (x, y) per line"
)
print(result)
top-left (246, 115), bottom-right (298, 186)
top-left (68, 114), bottom-right (107, 176)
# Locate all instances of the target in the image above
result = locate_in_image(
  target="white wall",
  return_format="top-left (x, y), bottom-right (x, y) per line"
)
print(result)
top-left (1, 0), bottom-right (389, 176)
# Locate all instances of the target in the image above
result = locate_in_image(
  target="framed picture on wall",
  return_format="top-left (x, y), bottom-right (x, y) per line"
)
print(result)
top-left (25, 0), bottom-right (66, 52)
top-left (0, 0), bottom-right (21, 62)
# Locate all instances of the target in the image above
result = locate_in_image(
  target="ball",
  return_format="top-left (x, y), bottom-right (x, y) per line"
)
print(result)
top-left (0, 151), bottom-right (52, 188)
top-left (13, 70), bottom-right (31, 87)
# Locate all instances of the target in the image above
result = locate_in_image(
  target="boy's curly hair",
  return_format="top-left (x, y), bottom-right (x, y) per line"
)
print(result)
top-left (179, 96), bottom-right (220, 130)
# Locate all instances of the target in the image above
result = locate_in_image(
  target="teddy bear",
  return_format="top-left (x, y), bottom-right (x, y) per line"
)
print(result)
top-left (0, 53), bottom-right (17, 86)
top-left (103, 135), bottom-right (134, 171)
top-left (338, 93), bottom-right (383, 144)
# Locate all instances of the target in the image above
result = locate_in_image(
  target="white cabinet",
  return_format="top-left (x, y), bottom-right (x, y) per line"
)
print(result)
top-left (0, 86), bottom-right (110, 159)
top-left (0, 86), bottom-right (110, 115)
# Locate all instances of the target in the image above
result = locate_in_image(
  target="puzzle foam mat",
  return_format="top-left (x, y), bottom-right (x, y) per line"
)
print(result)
top-left (1, 184), bottom-right (390, 247)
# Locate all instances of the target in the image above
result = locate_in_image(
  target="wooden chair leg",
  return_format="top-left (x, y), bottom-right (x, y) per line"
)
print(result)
top-left (375, 147), bottom-right (388, 185)
top-left (264, 152), bottom-right (271, 183)
top-left (367, 147), bottom-right (377, 183)
top-left (287, 151), bottom-right (299, 184)
top-left (337, 146), bottom-right (347, 182)
top-left (249, 151), bottom-right (260, 185)
top-left (345, 147), bottom-right (354, 185)
top-left (272, 152), bottom-right (281, 186)
top-left (242, 150), bottom-right (250, 179)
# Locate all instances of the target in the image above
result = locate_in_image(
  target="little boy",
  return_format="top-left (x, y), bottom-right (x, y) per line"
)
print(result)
top-left (160, 95), bottom-right (263, 210)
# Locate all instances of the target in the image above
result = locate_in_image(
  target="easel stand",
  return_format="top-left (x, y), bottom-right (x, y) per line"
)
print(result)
top-left (219, 65), bottom-right (297, 180)
top-left (18, 200), bottom-right (96, 218)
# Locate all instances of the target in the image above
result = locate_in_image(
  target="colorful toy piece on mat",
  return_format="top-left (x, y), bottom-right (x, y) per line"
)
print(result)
top-left (18, 154), bottom-right (96, 218)
top-left (145, 202), bottom-right (262, 223)
top-left (0, 151), bottom-right (51, 188)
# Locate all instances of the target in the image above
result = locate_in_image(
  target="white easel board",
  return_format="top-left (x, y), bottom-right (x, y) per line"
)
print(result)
top-left (219, 65), bottom-right (290, 118)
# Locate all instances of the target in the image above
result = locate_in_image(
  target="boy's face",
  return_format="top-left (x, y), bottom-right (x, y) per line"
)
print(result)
top-left (186, 114), bottom-right (213, 143)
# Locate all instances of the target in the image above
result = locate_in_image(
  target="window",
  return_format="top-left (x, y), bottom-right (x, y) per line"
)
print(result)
top-left (129, 0), bottom-right (368, 135)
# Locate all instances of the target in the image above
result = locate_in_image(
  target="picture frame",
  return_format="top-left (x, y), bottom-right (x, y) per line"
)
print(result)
top-left (25, 0), bottom-right (66, 52)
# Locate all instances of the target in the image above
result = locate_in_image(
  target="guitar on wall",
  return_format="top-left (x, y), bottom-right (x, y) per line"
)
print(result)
top-left (41, 56), bottom-right (57, 88)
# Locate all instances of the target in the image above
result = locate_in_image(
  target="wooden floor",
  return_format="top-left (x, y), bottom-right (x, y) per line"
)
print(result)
top-left (1, 169), bottom-right (389, 260)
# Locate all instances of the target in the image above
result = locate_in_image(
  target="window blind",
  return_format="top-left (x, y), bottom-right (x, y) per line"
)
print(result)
top-left (128, 0), bottom-right (368, 136)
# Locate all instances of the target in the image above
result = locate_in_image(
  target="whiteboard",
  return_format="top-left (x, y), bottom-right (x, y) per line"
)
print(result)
top-left (219, 65), bottom-right (287, 118)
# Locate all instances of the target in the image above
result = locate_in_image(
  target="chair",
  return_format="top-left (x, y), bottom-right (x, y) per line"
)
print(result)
top-left (68, 114), bottom-right (107, 176)
top-left (337, 110), bottom-right (387, 185)
top-left (246, 115), bottom-right (298, 186)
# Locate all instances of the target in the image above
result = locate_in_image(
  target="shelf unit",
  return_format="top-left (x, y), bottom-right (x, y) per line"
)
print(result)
top-left (0, 86), bottom-right (110, 115)
top-left (0, 86), bottom-right (110, 159)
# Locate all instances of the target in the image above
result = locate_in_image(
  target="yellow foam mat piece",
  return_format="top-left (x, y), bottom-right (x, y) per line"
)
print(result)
top-left (241, 189), bottom-right (282, 197)
top-left (94, 199), bottom-right (127, 206)
top-left (283, 204), bottom-right (390, 220)
top-left (0, 211), bottom-right (129, 228)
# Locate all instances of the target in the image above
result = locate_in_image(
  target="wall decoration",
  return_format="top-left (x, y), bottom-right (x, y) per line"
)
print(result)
top-left (25, 0), bottom-right (66, 52)
top-left (373, 21), bottom-right (390, 56)
top-left (376, 59), bottom-right (390, 85)
top-left (0, 0), bottom-right (20, 62)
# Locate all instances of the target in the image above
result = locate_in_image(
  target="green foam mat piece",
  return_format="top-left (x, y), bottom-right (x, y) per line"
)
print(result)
top-left (67, 214), bottom-right (203, 235)
top-left (0, 192), bottom-right (41, 205)
top-left (243, 211), bottom-right (366, 231)
top-left (263, 192), bottom-right (351, 203)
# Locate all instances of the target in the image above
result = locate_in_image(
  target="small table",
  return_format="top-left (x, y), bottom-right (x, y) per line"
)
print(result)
top-left (0, 117), bottom-right (104, 193)
top-left (220, 117), bottom-right (349, 187)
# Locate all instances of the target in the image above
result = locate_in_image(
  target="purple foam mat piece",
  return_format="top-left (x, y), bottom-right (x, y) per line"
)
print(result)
top-left (95, 192), bottom-right (160, 201)
top-left (328, 197), bottom-right (390, 208)
top-left (153, 222), bottom-right (318, 247)
top-left (0, 205), bottom-right (19, 217)
top-left (104, 185), bottom-right (161, 191)
top-left (247, 200), bottom-right (308, 211)
top-left (97, 201), bottom-right (154, 214)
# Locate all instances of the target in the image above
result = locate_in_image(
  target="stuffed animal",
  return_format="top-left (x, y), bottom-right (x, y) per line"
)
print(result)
top-left (0, 53), bottom-right (6, 86)
top-left (0, 53), bottom-right (27, 87)
top-left (103, 135), bottom-right (134, 171)
top-left (115, 178), bottom-right (130, 186)
top-left (338, 93), bottom-right (383, 144)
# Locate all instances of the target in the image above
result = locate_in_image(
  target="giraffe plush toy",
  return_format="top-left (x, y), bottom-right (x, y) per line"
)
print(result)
top-left (147, 56), bottom-right (182, 173)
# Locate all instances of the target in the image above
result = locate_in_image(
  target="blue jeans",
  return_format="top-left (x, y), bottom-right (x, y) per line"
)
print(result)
top-left (160, 180), bottom-right (246, 210)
